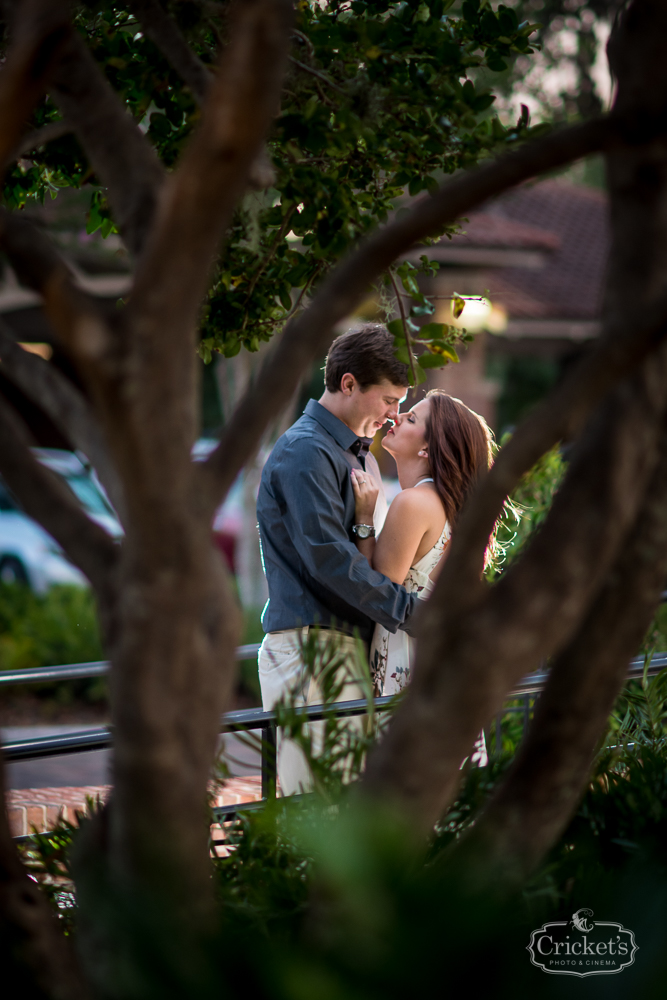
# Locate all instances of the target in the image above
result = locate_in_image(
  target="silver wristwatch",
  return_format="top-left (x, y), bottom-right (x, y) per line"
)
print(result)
top-left (352, 523), bottom-right (376, 539)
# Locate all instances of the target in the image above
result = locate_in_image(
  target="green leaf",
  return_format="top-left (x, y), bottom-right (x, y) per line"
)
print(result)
top-left (387, 319), bottom-right (405, 340)
top-left (427, 344), bottom-right (460, 363)
top-left (417, 352), bottom-right (446, 369)
top-left (417, 322), bottom-right (447, 340)
top-left (473, 93), bottom-right (495, 112)
top-left (418, 254), bottom-right (440, 276)
top-left (410, 303), bottom-right (435, 317)
top-left (486, 52), bottom-right (508, 73)
top-left (400, 272), bottom-right (421, 297)
top-left (413, 363), bottom-right (427, 386)
top-left (452, 295), bottom-right (466, 320)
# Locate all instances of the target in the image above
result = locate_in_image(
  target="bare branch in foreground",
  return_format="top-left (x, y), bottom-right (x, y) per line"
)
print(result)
top-left (0, 322), bottom-right (126, 520)
top-left (198, 114), bottom-right (616, 512)
top-left (125, 0), bottom-right (291, 463)
top-left (0, 0), bottom-right (71, 171)
top-left (0, 394), bottom-right (119, 595)
top-left (130, 0), bottom-right (292, 329)
top-left (128, 0), bottom-right (275, 190)
top-left (128, 0), bottom-right (212, 102)
top-left (0, 209), bottom-right (116, 376)
top-left (456, 415), bottom-right (667, 886)
top-left (361, 341), bottom-right (667, 830)
top-left (12, 118), bottom-right (71, 159)
top-left (48, 28), bottom-right (164, 257)
top-left (361, 1), bottom-right (667, 832)
top-left (0, 752), bottom-right (90, 1000)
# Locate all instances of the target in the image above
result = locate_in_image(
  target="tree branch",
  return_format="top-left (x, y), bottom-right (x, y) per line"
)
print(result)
top-left (0, 393), bottom-right (119, 596)
top-left (457, 415), bottom-right (667, 886)
top-left (0, 0), bottom-right (71, 172)
top-left (0, 321), bottom-right (126, 521)
top-left (125, 0), bottom-right (292, 459)
top-left (128, 0), bottom-right (212, 103)
top-left (388, 268), bottom-right (417, 387)
top-left (362, 340), bottom-right (667, 829)
top-left (12, 118), bottom-right (71, 159)
top-left (198, 114), bottom-right (617, 511)
top-left (131, 0), bottom-right (291, 319)
top-left (361, 0), bottom-right (667, 827)
top-left (48, 26), bottom-right (165, 257)
top-left (0, 209), bottom-right (116, 375)
top-left (0, 752), bottom-right (90, 1000)
top-left (288, 54), bottom-right (347, 95)
top-left (128, 0), bottom-right (275, 190)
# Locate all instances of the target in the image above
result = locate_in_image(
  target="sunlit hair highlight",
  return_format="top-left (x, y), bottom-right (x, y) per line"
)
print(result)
top-left (423, 389), bottom-right (494, 528)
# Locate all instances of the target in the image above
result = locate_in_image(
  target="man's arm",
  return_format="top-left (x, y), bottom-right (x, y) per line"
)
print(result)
top-left (279, 440), bottom-right (416, 633)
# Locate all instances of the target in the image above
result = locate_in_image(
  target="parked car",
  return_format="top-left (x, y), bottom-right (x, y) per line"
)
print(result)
top-left (0, 449), bottom-right (122, 592)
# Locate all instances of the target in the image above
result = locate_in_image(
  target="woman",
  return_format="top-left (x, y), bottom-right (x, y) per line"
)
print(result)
top-left (351, 389), bottom-right (494, 699)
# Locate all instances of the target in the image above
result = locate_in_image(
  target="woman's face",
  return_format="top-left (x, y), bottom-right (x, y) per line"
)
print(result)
top-left (382, 398), bottom-right (431, 460)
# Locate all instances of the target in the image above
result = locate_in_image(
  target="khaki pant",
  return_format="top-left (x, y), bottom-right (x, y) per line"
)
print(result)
top-left (258, 627), bottom-right (368, 795)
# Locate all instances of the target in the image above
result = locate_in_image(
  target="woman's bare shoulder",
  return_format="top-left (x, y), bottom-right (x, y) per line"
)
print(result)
top-left (386, 485), bottom-right (444, 519)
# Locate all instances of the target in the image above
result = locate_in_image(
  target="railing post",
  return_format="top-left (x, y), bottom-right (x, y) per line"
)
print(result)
top-left (261, 721), bottom-right (277, 800)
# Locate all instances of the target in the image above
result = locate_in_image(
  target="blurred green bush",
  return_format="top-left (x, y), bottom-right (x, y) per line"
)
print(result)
top-left (0, 583), bottom-right (106, 704)
top-left (0, 583), bottom-right (264, 707)
top-left (0, 583), bottom-right (103, 672)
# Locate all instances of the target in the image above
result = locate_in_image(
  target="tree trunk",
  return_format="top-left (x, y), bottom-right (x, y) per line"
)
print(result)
top-left (456, 412), bottom-right (667, 886)
top-left (362, 0), bottom-right (667, 847)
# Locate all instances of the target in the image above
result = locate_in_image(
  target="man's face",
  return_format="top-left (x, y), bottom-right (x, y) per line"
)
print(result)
top-left (348, 379), bottom-right (408, 437)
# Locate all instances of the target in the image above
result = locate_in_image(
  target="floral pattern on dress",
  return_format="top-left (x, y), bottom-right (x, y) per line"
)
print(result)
top-left (369, 521), bottom-right (489, 766)
top-left (370, 522), bottom-right (450, 697)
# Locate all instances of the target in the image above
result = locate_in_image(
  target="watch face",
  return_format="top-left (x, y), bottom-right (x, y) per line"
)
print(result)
top-left (354, 524), bottom-right (373, 539)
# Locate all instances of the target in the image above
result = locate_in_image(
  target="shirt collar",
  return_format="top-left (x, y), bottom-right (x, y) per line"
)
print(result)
top-left (304, 399), bottom-right (360, 452)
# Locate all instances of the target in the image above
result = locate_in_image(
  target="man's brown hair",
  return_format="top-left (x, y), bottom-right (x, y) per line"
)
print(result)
top-left (324, 324), bottom-right (410, 393)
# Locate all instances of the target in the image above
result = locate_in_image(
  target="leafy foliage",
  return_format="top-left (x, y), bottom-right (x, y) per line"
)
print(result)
top-left (487, 440), bottom-right (567, 579)
top-left (504, 0), bottom-right (612, 123)
top-left (5, 1), bottom-right (544, 373)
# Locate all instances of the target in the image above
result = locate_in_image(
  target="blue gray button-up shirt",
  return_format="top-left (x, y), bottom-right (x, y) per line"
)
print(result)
top-left (257, 399), bottom-right (416, 642)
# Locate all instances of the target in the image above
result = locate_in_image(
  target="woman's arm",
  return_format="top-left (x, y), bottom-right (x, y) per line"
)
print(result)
top-left (351, 470), bottom-right (437, 584)
top-left (371, 490), bottom-right (432, 583)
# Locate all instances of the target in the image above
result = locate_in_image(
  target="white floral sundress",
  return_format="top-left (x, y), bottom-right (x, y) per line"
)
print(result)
top-left (370, 520), bottom-right (450, 698)
top-left (369, 492), bottom-right (488, 767)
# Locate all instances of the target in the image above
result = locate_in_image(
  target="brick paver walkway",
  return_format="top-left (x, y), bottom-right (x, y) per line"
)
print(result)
top-left (7, 776), bottom-right (263, 838)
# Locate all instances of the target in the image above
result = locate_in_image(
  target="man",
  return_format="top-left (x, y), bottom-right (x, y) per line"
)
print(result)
top-left (256, 324), bottom-right (417, 793)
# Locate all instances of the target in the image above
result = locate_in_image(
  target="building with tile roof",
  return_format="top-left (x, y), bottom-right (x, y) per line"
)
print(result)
top-left (418, 178), bottom-right (609, 430)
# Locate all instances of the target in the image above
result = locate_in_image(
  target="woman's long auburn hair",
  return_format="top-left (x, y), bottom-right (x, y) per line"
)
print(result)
top-left (423, 389), bottom-right (494, 528)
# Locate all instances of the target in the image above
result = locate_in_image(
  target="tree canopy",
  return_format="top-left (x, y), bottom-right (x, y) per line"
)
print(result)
top-left (6, 0), bottom-right (544, 375)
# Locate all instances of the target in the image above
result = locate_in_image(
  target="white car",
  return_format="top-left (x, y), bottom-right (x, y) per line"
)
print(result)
top-left (0, 449), bottom-right (122, 592)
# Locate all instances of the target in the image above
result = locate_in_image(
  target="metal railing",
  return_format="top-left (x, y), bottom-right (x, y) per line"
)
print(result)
top-left (4, 646), bottom-right (667, 826)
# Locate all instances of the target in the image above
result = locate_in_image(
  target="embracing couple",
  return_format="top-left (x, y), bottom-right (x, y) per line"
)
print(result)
top-left (257, 324), bottom-right (491, 794)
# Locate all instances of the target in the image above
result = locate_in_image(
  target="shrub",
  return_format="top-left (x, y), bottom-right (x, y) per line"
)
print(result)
top-left (0, 582), bottom-right (105, 703)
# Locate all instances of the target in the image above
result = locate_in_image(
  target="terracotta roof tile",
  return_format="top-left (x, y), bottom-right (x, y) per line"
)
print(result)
top-left (451, 211), bottom-right (560, 251)
top-left (483, 180), bottom-right (609, 320)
